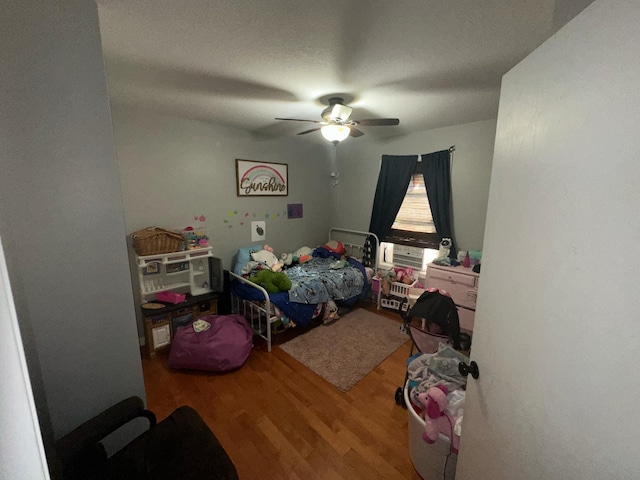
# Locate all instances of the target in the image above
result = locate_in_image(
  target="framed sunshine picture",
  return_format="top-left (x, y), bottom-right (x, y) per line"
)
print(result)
top-left (236, 159), bottom-right (288, 196)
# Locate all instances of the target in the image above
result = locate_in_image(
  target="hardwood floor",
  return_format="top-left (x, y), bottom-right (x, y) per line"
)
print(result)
top-left (141, 301), bottom-right (422, 479)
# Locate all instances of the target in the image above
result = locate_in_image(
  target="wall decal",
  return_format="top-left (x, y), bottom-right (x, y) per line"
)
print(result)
top-left (236, 159), bottom-right (288, 197)
top-left (287, 203), bottom-right (303, 219)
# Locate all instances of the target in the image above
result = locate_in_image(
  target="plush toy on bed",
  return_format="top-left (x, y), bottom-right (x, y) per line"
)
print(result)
top-left (280, 246), bottom-right (313, 267)
top-left (325, 240), bottom-right (346, 255)
top-left (294, 246), bottom-right (313, 264)
top-left (251, 249), bottom-right (284, 272)
top-left (417, 385), bottom-right (461, 454)
top-left (248, 269), bottom-right (292, 293)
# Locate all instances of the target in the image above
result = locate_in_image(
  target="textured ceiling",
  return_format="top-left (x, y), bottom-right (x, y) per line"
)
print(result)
top-left (96, 0), bottom-right (561, 141)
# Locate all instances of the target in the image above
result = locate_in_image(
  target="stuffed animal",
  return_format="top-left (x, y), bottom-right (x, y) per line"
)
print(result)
top-left (417, 385), bottom-right (461, 454)
top-left (395, 267), bottom-right (415, 285)
top-left (280, 246), bottom-right (312, 267)
top-left (380, 268), bottom-right (396, 295)
top-left (248, 269), bottom-right (292, 293)
top-left (433, 238), bottom-right (453, 266)
top-left (293, 246), bottom-right (313, 264)
top-left (251, 249), bottom-right (283, 272)
top-left (281, 252), bottom-right (294, 266)
top-left (325, 240), bottom-right (345, 255)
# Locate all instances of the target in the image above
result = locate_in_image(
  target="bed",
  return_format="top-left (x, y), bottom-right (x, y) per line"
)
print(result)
top-left (229, 228), bottom-right (379, 351)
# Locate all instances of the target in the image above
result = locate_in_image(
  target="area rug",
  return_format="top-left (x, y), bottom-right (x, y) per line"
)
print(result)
top-left (279, 308), bottom-right (408, 392)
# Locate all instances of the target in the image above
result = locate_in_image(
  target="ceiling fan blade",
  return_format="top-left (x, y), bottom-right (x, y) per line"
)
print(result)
top-left (349, 127), bottom-right (365, 137)
top-left (297, 127), bottom-right (322, 135)
top-left (275, 117), bottom-right (324, 124)
top-left (354, 118), bottom-right (400, 126)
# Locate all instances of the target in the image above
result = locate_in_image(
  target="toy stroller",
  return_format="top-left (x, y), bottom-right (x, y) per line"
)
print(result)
top-left (394, 288), bottom-right (463, 406)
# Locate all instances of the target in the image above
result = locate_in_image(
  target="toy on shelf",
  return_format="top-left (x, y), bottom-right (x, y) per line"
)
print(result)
top-left (182, 226), bottom-right (209, 250)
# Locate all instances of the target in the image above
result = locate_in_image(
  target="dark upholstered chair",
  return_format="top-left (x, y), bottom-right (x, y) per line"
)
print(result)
top-left (49, 396), bottom-right (238, 480)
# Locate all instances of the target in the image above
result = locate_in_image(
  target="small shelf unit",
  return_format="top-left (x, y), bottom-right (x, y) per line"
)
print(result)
top-left (135, 247), bottom-right (214, 302)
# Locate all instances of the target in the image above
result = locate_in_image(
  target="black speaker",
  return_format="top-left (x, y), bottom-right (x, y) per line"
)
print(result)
top-left (208, 257), bottom-right (223, 292)
top-left (217, 269), bottom-right (232, 315)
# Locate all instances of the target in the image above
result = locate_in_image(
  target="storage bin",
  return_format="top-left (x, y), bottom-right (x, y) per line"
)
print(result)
top-left (155, 291), bottom-right (186, 304)
top-left (132, 227), bottom-right (183, 256)
top-left (371, 277), bottom-right (380, 295)
top-left (404, 384), bottom-right (457, 479)
top-left (182, 228), bottom-right (210, 250)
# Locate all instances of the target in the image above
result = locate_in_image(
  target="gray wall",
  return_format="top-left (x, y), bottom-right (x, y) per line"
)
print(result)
top-left (112, 105), bottom-right (334, 264)
top-left (0, 0), bottom-right (145, 445)
top-left (110, 105), bottom-right (335, 337)
top-left (332, 119), bottom-right (497, 253)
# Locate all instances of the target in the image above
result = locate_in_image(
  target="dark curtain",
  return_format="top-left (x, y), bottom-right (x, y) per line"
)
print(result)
top-left (369, 155), bottom-right (418, 266)
top-left (421, 149), bottom-right (456, 258)
top-left (368, 154), bottom-right (418, 242)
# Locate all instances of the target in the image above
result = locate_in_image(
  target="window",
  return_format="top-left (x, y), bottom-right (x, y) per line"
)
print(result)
top-left (384, 164), bottom-right (440, 249)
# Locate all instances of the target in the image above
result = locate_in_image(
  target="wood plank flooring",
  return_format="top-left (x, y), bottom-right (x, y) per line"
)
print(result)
top-left (141, 301), bottom-right (421, 479)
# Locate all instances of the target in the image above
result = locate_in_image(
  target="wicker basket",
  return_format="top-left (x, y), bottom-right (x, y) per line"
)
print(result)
top-left (131, 227), bottom-right (183, 256)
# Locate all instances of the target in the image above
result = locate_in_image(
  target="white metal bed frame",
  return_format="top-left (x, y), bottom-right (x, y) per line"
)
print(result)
top-left (230, 228), bottom-right (379, 352)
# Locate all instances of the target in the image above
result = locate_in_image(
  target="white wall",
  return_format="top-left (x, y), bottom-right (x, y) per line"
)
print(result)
top-left (332, 119), bottom-right (496, 253)
top-left (0, 0), bottom-right (145, 445)
top-left (457, 0), bottom-right (640, 477)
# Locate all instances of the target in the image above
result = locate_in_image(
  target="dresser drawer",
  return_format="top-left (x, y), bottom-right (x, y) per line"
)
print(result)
top-left (426, 266), bottom-right (478, 309)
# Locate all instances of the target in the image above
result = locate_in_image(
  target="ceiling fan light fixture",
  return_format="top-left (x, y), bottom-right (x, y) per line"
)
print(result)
top-left (321, 102), bottom-right (352, 122)
top-left (321, 124), bottom-right (350, 143)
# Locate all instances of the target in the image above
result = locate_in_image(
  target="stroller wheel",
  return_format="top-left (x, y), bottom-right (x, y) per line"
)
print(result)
top-left (394, 387), bottom-right (406, 407)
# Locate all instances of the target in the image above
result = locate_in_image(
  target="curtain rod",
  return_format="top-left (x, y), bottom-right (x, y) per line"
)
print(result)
top-left (417, 145), bottom-right (456, 161)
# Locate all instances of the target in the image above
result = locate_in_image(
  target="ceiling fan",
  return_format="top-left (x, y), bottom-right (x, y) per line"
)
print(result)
top-left (275, 97), bottom-right (400, 143)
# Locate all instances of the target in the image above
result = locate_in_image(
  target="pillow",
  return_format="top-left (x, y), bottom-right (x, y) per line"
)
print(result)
top-left (234, 245), bottom-right (263, 275)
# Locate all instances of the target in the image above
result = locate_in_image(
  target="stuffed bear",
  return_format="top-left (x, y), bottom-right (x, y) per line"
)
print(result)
top-left (248, 269), bottom-right (292, 293)
top-left (417, 385), bottom-right (461, 454)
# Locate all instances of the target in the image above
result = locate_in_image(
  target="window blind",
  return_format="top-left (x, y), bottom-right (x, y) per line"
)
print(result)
top-left (391, 173), bottom-right (436, 233)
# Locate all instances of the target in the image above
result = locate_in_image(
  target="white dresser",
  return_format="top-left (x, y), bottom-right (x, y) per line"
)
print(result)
top-left (424, 263), bottom-right (479, 332)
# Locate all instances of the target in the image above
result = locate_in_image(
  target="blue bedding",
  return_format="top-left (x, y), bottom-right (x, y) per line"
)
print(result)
top-left (231, 247), bottom-right (368, 327)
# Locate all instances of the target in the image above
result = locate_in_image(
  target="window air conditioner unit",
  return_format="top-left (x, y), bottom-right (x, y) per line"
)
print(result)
top-left (380, 242), bottom-right (433, 272)
top-left (390, 244), bottom-right (428, 271)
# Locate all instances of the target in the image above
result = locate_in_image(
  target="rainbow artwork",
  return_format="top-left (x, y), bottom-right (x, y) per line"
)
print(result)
top-left (236, 159), bottom-right (288, 196)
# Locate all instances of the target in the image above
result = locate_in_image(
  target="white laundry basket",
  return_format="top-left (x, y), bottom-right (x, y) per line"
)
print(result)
top-left (404, 383), bottom-right (457, 479)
